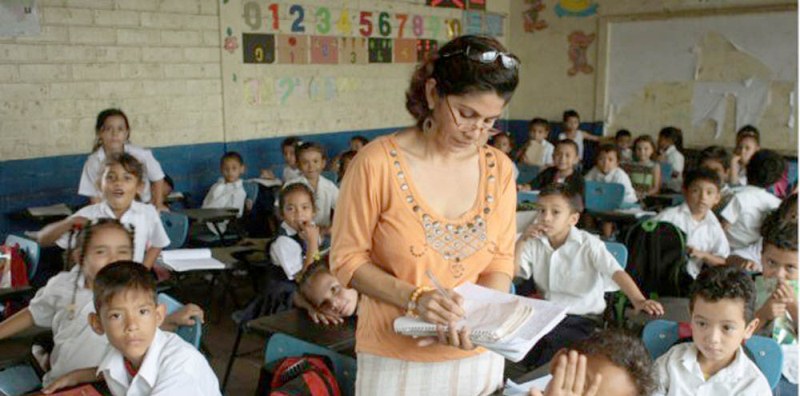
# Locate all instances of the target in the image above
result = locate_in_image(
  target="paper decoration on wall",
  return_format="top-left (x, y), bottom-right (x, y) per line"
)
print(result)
top-left (567, 31), bottom-right (595, 76)
top-left (464, 11), bottom-right (483, 35)
top-left (0, 0), bottom-right (40, 36)
top-left (243, 33), bottom-right (275, 64)
top-left (417, 39), bottom-right (439, 61)
top-left (224, 27), bottom-right (239, 54)
top-left (485, 13), bottom-right (504, 37)
top-left (244, 77), bottom-right (275, 106)
top-left (277, 34), bottom-right (309, 64)
top-left (523, 0), bottom-right (548, 33)
top-left (340, 37), bottom-right (368, 64)
top-left (311, 36), bottom-right (338, 64)
top-left (368, 38), bottom-right (393, 63)
top-left (691, 78), bottom-right (771, 138)
top-left (276, 77), bottom-right (304, 104)
top-left (467, 0), bottom-right (486, 10)
top-left (555, 0), bottom-right (598, 18)
top-left (394, 39), bottom-right (417, 63)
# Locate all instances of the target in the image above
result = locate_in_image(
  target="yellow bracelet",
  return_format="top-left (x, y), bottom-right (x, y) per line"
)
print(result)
top-left (406, 286), bottom-right (433, 317)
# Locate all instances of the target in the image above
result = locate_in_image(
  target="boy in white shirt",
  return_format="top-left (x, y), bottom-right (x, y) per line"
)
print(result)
top-left (558, 109), bottom-right (599, 161)
top-left (727, 193), bottom-right (796, 272)
top-left (654, 168), bottom-right (729, 279)
top-left (615, 129), bottom-right (633, 163)
top-left (202, 151), bottom-right (247, 235)
top-left (46, 261), bottom-right (221, 395)
top-left (657, 126), bottom-right (685, 193)
top-left (295, 142), bottom-right (339, 231)
top-left (721, 149), bottom-right (785, 250)
top-left (653, 265), bottom-right (771, 396)
top-left (584, 144), bottom-right (638, 206)
top-left (518, 118), bottom-right (554, 167)
top-left (515, 184), bottom-right (663, 367)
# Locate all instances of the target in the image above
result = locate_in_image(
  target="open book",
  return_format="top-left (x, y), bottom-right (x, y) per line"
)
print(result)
top-left (159, 249), bottom-right (226, 272)
top-left (394, 283), bottom-right (568, 362)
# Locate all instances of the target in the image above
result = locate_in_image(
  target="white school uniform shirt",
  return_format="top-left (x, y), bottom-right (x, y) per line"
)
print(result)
top-left (620, 147), bottom-right (633, 163)
top-left (269, 222), bottom-right (314, 280)
top-left (56, 201), bottom-right (170, 263)
top-left (28, 266), bottom-right (110, 387)
top-left (584, 166), bottom-right (638, 205)
top-left (78, 144), bottom-right (165, 204)
top-left (296, 175), bottom-right (339, 227)
top-left (559, 130), bottom-right (586, 159)
top-left (515, 227), bottom-right (621, 315)
top-left (201, 178), bottom-right (247, 235)
top-left (730, 239), bottom-right (763, 272)
top-left (653, 343), bottom-right (771, 396)
top-left (663, 145), bottom-right (685, 192)
top-left (283, 166), bottom-right (303, 183)
top-left (720, 185), bottom-right (781, 249)
top-left (654, 203), bottom-right (730, 279)
top-left (97, 329), bottom-right (221, 396)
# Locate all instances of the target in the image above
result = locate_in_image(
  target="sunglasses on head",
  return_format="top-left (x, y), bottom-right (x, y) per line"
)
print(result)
top-left (440, 45), bottom-right (519, 70)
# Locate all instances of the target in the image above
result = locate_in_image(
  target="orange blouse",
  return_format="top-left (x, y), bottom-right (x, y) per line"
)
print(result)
top-left (330, 135), bottom-right (516, 362)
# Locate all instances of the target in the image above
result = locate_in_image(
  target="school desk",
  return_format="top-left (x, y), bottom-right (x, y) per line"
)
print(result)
top-left (182, 208), bottom-right (239, 245)
top-left (248, 309), bottom-right (356, 356)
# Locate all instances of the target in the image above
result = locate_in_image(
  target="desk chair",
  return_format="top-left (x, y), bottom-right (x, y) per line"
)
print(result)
top-left (159, 212), bottom-right (189, 250)
top-left (659, 162), bottom-right (673, 190)
top-left (584, 181), bottom-right (624, 212)
top-left (0, 363), bottom-right (41, 396)
top-left (642, 319), bottom-right (783, 389)
top-left (517, 164), bottom-right (540, 185)
top-left (602, 241), bottom-right (628, 325)
top-left (158, 293), bottom-right (202, 349)
top-left (265, 333), bottom-right (356, 396)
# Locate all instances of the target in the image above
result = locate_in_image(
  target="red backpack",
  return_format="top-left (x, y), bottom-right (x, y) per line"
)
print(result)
top-left (265, 355), bottom-right (341, 396)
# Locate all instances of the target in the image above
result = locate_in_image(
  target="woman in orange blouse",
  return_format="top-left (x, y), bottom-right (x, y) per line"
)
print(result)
top-left (330, 35), bottom-right (520, 395)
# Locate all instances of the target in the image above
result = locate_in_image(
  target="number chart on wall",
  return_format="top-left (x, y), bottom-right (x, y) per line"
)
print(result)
top-left (220, 0), bottom-right (507, 142)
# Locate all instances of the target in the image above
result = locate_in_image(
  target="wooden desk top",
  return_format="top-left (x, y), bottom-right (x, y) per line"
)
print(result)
top-left (181, 208), bottom-right (238, 223)
top-left (248, 309), bottom-right (356, 354)
top-left (210, 238), bottom-right (269, 268)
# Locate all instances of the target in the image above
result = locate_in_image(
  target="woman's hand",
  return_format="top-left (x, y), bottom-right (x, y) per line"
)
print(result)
top-left (529, 351), bottom-right (602, 396)
top-left (416, 289), bottom-right (465, 325)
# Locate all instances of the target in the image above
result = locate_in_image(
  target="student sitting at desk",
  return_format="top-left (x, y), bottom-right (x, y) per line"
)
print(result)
top-left (515, 184), bottom-right (663, 368)
top-left (44, 261), bottom-right (219, 395)
top-left (0, 220), bottom-right (202, 390)
top-left (202, 151), bottom-right (247, 235)
top-left (293, 259), bottom-right (359, 325)
top-left (519, 139), bottom-right (584, 196)
top-left (727, 193), bottom-right (797, 272)
top-left (270, 182), bottom-right (321, 282)
top-left (37, 153), bottom-right (169, 270)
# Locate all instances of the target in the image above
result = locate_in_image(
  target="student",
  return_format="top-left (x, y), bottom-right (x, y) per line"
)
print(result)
top-left (518, 117), bottom-right (554, 167)
top-left (730, 125), bottom-right (760, 187)
top-left (558, 110), bottom-right (599, 160)
top-left (623, 135), bottom-right (661, 199)
top-left (654, 168), bottom-right (729, 279)
top-left (281, 136), bottom-right (303, 182)
top-left (698, 145), bottom-right (733, 206)
top-left (350, 135), bottom-right (369, 152)
top-left (79, 109), bottom-right (168, 211)
top-left (519, 139), bottom-right (584, 196)
top-left (753, 220), bottom-right (798, 395)
top-left (0, 220), bottom-right (202, 389)
top-left (295, 141), bottom-right (339, 229)
top-left (615, 129), bottom-right (633, 163)
top-left (270, 183), bottom-right (320, 281)
top-left (337, 149), bottom-right (358, 185)
top-left (491, 132), bottom-right (519, 180)
top-left (584, 144), bottom-right (638, 207)
top-left (657, 126), bottom-right (685, 192)
top-left (727, 194), bottom-right (797, 272)
top-left (653, 265), bottom-right (771, 395)
top-left (44, 261), bottom-right (219, 395)
top-left (38, 153), bottom-right (170, 269)
top-left (201, 151), bottom-right (247, 235)
top-left (529, 330), bottom-right (656, 396)
top-left (515, 184), bottom-right (663, 367)
top-left (293, 259), bottom-right (359, 325)
top-left (720, 149), bottom-right (785, 249)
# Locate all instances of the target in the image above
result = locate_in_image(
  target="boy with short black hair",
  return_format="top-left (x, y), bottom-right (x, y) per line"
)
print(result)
top-left (519, 139), bottom-right (584, 196)
top-left (615, 129), bottom-right (633, 163)
top-left (730, 125), bottom-right (760, 186)
top-left (654, 168), bottom-right (729, 279)
top-left (295, 141), bottom-right (339, 230)
top-left (515, 184), bottom-right (663, 367)
top-left (653, 265), bottom-right (770, 395)
top-left (559, 110), bottom-right (599, 160)
top-left (720, 149), bottom-right (785, 249)
top-left (698, 145), bottom-right (732, 197)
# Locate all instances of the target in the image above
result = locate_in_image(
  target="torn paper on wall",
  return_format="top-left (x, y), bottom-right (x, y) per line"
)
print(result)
top-left (789, 91), bottom-right (796, 129)
top-left (691, 78), bottom-right (771, 138)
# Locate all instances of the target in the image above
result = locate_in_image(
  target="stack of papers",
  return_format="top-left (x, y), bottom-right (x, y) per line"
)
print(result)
top-left (394, 283), bottom-right (568, 362)
top-left (159, 249), bottom-right (226, 272)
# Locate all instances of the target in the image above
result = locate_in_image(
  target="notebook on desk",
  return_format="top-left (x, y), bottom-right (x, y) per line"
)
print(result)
top-left (393, 283), bottom-right (568, 362)
top-left (159, 249), bottom-right (226, 272)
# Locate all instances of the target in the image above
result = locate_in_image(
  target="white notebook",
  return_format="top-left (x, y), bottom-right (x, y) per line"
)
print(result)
top-left (159, 249), bottom-right (226, 272)
top-left (393, 283), bottom-right (568, 362)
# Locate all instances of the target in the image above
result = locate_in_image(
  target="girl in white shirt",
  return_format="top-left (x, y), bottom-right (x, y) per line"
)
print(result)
top-left (79, 108), bottom-right (168, 211)
top-left (0, 220), bottom-right (202, 389)
top-left (657, 126), bottom-right (685, 193)
top-left (38, 153), bottom-right (170, 269)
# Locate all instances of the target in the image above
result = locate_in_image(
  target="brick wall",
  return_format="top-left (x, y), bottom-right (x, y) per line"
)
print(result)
top-left (0, 0), bottom-right (223, 161)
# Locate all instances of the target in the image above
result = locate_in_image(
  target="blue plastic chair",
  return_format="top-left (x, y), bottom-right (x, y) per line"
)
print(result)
top-left (642, 320), bottom-right (783, 389)
top-left (159, 212), bottom-right (189, 250)
top-left (584, 181), bottom-right (625, 212)
top-left (659, 162), bottom-right (673, 189)
top-left (243, 181), bottom-right (259, 204)
top-left (517, 191), bottom-right (540, 205)
top-left (322, 170), bottom-right (338, 183)
top-left (4, 235), bottom-right (40, 280)
top-left (517, 164), bottom-right (541, 184)
top-left (158, 293), bottom-right (202, 349)
top-left (603, 241), bottom-right (628, 269)
top-left (0, 363), bottom-right (41, 396)
top-left (265, 333), bottom-right (356, 396)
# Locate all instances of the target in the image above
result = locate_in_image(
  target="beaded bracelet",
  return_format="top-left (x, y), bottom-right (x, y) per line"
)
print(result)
top-left (406, 286), bottom-right (433, 317)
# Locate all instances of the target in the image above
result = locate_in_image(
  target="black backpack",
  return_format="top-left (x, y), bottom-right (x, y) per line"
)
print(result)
top-left (624, 219), bottom-right (691, 297)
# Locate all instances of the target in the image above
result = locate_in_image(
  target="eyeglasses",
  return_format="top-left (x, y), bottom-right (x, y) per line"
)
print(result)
top-left (444, 96), bottom-right (501, 136)
top-left (440, 46), bottom-right (519, 70)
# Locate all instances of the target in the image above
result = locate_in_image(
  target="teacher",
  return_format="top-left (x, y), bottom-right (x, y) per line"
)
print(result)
top-left (331, 35), bottom-right (520, 395)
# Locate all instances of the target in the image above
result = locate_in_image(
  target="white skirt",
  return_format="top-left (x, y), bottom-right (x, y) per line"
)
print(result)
top-left (355, 351), bottom-right (505, 396)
